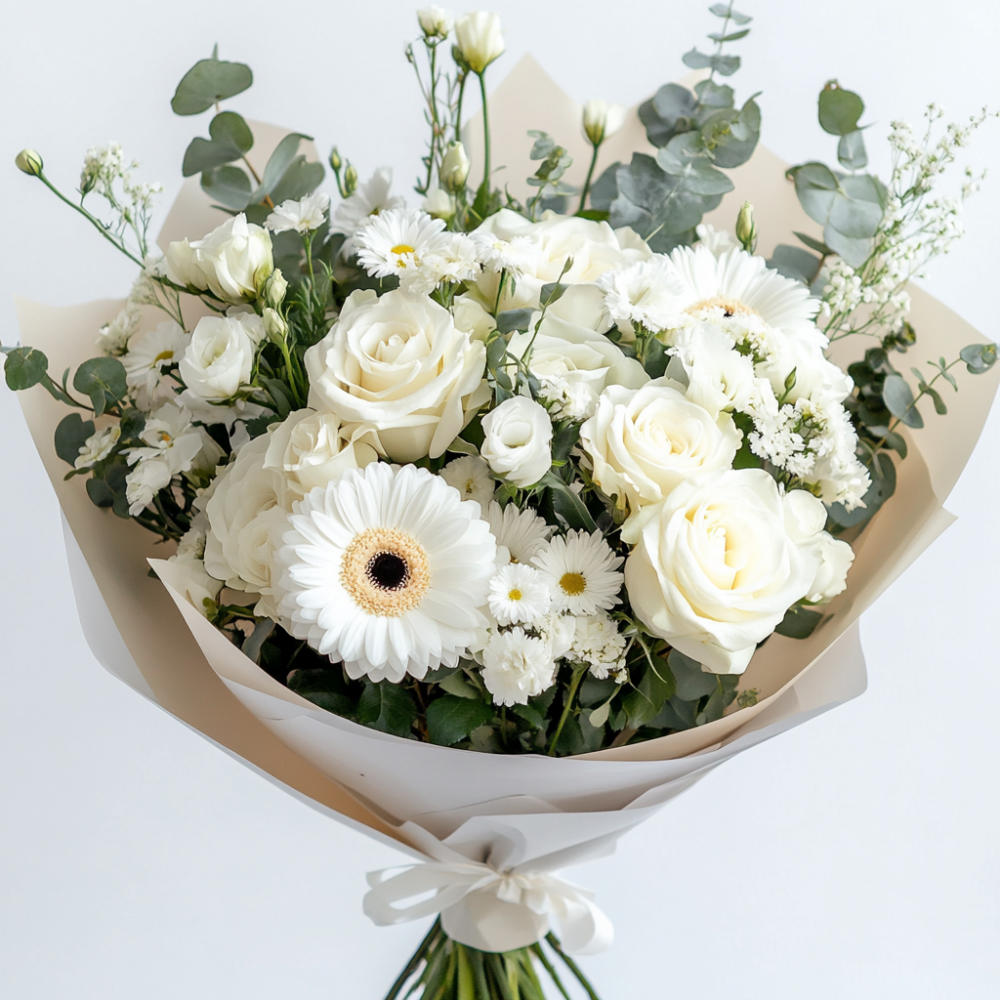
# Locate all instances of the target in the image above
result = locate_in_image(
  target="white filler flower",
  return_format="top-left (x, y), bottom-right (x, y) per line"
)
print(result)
top-left (532, 529), bottom-right (624, 616)
top-left (277, 462), bottom-right (496, 683)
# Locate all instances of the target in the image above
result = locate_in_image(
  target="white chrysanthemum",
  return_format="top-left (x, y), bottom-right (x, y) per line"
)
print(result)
top-left (597, 255), bottom-right (687, 334)
top-left (331, 166), bottom-right (405, 246)
top-left (570, 611), bottom-right (627, 679)
top-left (75, 426), bottom-right (120, 469)
top-left (355, 208), bottom-right (452, 285)
top-left (532, 529), bottom-right (624, 615)
top-left (440, 455), bottom-right (494, 508)
top-left (481, 627), bottom-right (556, 707)
top-left (488, 563), bottom-right (553, 626)
top-left (96, 306), bottom-right (140, 356)
top-left (122, 320), bottom-right (189, 401)
top-left (276, 463), bottom-right (496, 683)
top-left (265, 191), bottom-right (330, 234)
top-left (485, 501), bottom-right (553, 565)
top-left (417, 233), bottom-right (479, 290)
top-left (471, 231), bottom-right (538, 278)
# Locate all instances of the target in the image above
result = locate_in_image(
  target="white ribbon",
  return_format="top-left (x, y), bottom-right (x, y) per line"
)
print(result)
top-left (364, 857), bottom-right (613, 954)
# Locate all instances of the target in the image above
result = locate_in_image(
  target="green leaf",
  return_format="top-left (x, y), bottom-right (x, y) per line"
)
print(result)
top-left (960, 342), bottom-right (998, 373)
top-left (181, 111), bottom-right (254, 177)
top-left (4, 346), bottom-right (49, 391)
top-left (86, 476), bottom-right (115, 508)
top-left (693, 79), bottom-right (735, 110)
top-left (269, 157), bottom-right (324, 205)
top-left (708, 28), bottom-right (750, 42)
top-left (837, 130), bottom-right (868, 171)
top-left (696, 675), bottom-right (739, 725)
top-left (540, 472), bottom-right (597, 531)
top-left (426, 695), bottom-right (494, 746)
top-left (775, 604), bottom-right (825, 639)
top-left (511, 703), bottom-right (547, 730)
top-left (639, 84), bottom-right (697, 147)
top-left (496, 308), bottom-right (534, 335)
top-left (711, 97), bottom-right (761, 168)
top-left (623, 658), bottom-right (675, 729)
top-left (264, 378), bottom-right (294, 419)
top-left (73, 357), bottom-right (127, 416)
top-left (668, 648), bottom-right (717, 700)
top-left (768, 245), bottom-right (821, 286)
top-left (171, 54), bottom-right (253, 116)
top-left (439, 671), bottom-right (480, 700)
top-left (551, 421), bottom-right (581, 464)
top-left (883, 374), bottom-right (923, 428)
top-left (357, 681), bottom-right (417, 737)
top-left (709, 3), bottom-right (752, 23)
top-left (828, 451), bottom-right (896, 529)
top-left (789, 162), bottom-right (839, 226)
top-left (682, 48), bottom-right (740, 76)
top-left (54, 413), bottom-right (95, 466)
top-left (823, 227), bottom-right (873, 269)
top-left (201, 164), bottom-right (253, 210)
top-left (254, 132), bottom-right (312, 200)
top-left (794, 231), bottom-right (835, 256)
top-left (818, 84), bottom-right (865, 136)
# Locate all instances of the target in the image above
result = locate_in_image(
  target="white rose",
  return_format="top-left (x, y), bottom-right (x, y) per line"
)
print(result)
top-left (622, 469), bottom-right (816, 674)
top-left (202, 432), bottom-right (292, 615)
top-left (782, 488), bottom-right (855, 604)
top-left (452, 294), bottom-right (496, 343)
top-left (506, 310), bottom-right (648, 421)
top-left (582, 99), bottom-right (627, 146)
top-left (262, 408), bottom-right (379, 497)
top-left (481, 396), bottom-right (553, 488)
top-left (580, 378), bottom-right (741, 510)
top-left (166, 213), bottom-right (273, 305)
top-left (304, 289), bottom-right (489, 462)
top-left (179, 313), bottom-right (263, 400)
top-left (454, 12), bottom-right (504, 73)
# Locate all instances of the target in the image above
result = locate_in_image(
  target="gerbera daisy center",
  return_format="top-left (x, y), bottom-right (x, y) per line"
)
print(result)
top-left (687, 295), bottom-right (760, 319)
top-left (341, 527), bottom-right (430, 617)
top-left (559, 572), bottom-right (587, 596)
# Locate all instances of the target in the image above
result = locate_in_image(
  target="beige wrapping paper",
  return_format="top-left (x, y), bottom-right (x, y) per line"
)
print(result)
top-left (13, 61), bottom-right (999, 862)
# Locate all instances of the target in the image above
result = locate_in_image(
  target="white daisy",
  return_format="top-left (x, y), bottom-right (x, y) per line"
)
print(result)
top-left (265, 191), bottom-right (330, 234)
top-left (485, 501), bottom-right (553, 565)
top-left (471, 231), bottom-right (539, 278)
top-left (331, 166), bottom-right (405, 246)
top-left (481, 627), bottom-right (556, 706)
top-left (440, 455), bottom-right (494, 508)
top-left (532, 529), bottom-right (624, 615)
top-left (276, 462), bottom-right (496, 683)
top-left (488, 563), bottom-right (553, 626)
top-left (121, 320), bottom-right (189, 402)
top-left (355, 208), bottom-right (452, 285)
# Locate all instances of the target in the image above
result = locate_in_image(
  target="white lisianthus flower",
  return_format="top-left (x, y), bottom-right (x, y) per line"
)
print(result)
top-left (125, 399), bottom-right (204, 473)
top-left (75, 425), bottom-right (120, 469)
top-left (488, 563), bottom-right (553, 626)
top-left (440, 455), bottom-right (495, 507)
top-left (330, 166), bottom-right (405, 246)
top-left (262, 408), bottom-right (379, 497)
top-left (121, 320), bottom-right (189, 402)
top-left (782, 489), bottom-right (855, 604)
top-left (485, 501), bottom-right (553, 566)
top-left (532, 529), bottom-right (623, 616)
top-left (354, 208), bottom-right (452, 285)
top-left (505, 310), bottom-right (648, 421)
top-left (579, 379), bottom-right (741, 511)
top-left (418, 5), bottom-right (453, 37)
top-left (179, 312), bottom-right (264, 401)
top-left (481, 627), bottom-right (555, 707)
top-left (305, 289), bottom-right (489, 462)
top-left (481, 396), bottom-right (553, 488)
top-left (165, 213), bottom-right (273, 305)
top-left (454, 12), bottom-right (504, 73)
top-left (202, 431), bottom-right (292, 618)
top-left (264, 191), bottom-right (330, 234)
top-left (422, 186), bottom-right (456, 219)
top-left (622, 469), bottom-right (818, 674)
top-left (439, 141), bottom-right (471, 193)
top-left (276, 463), bottom-right (496, 683)
top-left (582, 99), bottom-right (627, 146)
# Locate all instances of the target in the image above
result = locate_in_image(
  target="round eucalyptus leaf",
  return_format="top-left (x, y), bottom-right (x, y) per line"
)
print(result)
top-left (818, 84), bottom-right (865, 135)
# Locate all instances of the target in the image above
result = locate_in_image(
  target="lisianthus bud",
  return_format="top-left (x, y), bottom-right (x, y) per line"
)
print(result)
top-left (422, 186), bottom-right (456, 219)
top-left (736, 201), bottom-right (757, 254)
top-left (262, 268), bottom-right (288, 310)
top-left (344, 163), bottom-right (358, 196)
top-left (263, 307), bottom-right (288, 343)
top-left (418, 5), bottom-right (453, 38)
top-left (15, 148), bottom-right (43, 176)
top-left (440, 140), bottom-right (471, 192)
top-left (454, 12), bottom-right (504, 74)
top-left (329, 146), bottom-right (342, 172)
top-left (582, 100), bottom-right (627, 147)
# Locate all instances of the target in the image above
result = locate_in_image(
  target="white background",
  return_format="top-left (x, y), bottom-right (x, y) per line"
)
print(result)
top-left (1, 1), bottom-right (998, 996)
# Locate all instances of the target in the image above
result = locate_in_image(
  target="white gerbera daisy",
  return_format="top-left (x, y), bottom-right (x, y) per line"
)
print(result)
top-left (485, 501), bottom-right (553, 565)
top-left (121, 320), bottom-right (189, 401)
top-left (481, 627), bottom-right (556, 706)
top-left (276, 462), bottom-right (496, 683)
top-left (471, 231), bottom-right (538, 278)
top-left (664, 245), bottom-right (820, 342)
top-left (355, 208), bottom-right (452, 285)
top-left (488, 563), bottom-right (553, 626)
top-left (331, 166), bottom-right (405, 248)
top-left (532, 529), bottom-right (624, 615)
top-left (440, 455), bottom-right (494, 508)
top-left (265, 191), bottom-right (330, 234)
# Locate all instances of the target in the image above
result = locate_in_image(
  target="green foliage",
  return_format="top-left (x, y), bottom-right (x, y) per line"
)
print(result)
top-left (775, 604), bottom-right (825, 639)
top-left (768, 244), bottom-right (822, 286)
top-left (73, 357), bottom-right (127, 416)
top-left (960, 342), bottom-right (998, 373)
top-left (171, 49), bottom-right (253, 116)
top-left (668, 648), bottom-right (717, 700)
top-left (818, 82), bottom-right (865, 135)
top-left (4, 346), bottom-right (48, 391)
top-left (357, 681), bottom-right (418, 737)
top-left (426, 695), bottom-right (495, 746)
top-left (54, 413), bottom-right (95, 466)
top-left (182, 111), bottom-right (254, 176)
top-left (622, 655), bottom-right (675, 729)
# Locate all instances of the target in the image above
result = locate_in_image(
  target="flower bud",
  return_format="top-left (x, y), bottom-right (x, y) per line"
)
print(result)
top-left (15, 149), bottom-right (43, 176)
top-left (344, 163), bottom-right (358, 196)
top-left (736, 201), bottom-right (757, 254)
top-left (454, 12), bottom-right (504, 74)
top-left (418, 5), bottom-right (453, 39)
top-left (440, 140), bottom-right (471, 193)
top-left (422, 186), bottom-right (456, 220)
top-left (582, 100), bottom-right (626, 147)
top-left (263, 307), bottom-right (288, 344)
top-left (329, 147), bottom-right (342, 172)
top-left (262, 268), bottom-right (288, 310)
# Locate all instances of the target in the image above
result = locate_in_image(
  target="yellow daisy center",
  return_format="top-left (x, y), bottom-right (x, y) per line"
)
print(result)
top-left (687, 295), bottom-right (760, 319)
top-left (391, 243), bottom-right (416, 255)
top-left (341, 527), bottom-right (430, 617)
top-left (559, 572), bottom-right (587, 596)
top-left (153, 350), bottom-right (174, 364)
top-left (508, 588), bottom-right (522, 601)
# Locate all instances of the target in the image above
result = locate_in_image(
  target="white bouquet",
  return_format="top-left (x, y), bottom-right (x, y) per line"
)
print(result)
top-left (5, 5), bottom-right (997, 996)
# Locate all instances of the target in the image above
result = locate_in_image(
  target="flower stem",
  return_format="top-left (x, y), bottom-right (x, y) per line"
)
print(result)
top-left (478, 70), bottom-right (491, 189)
top-left (545, 933), bottom-right (603, 1000)
top-left (547, 663), bottom-right (586, 756)
top-left (577, 142), bottom-right (601, 215)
